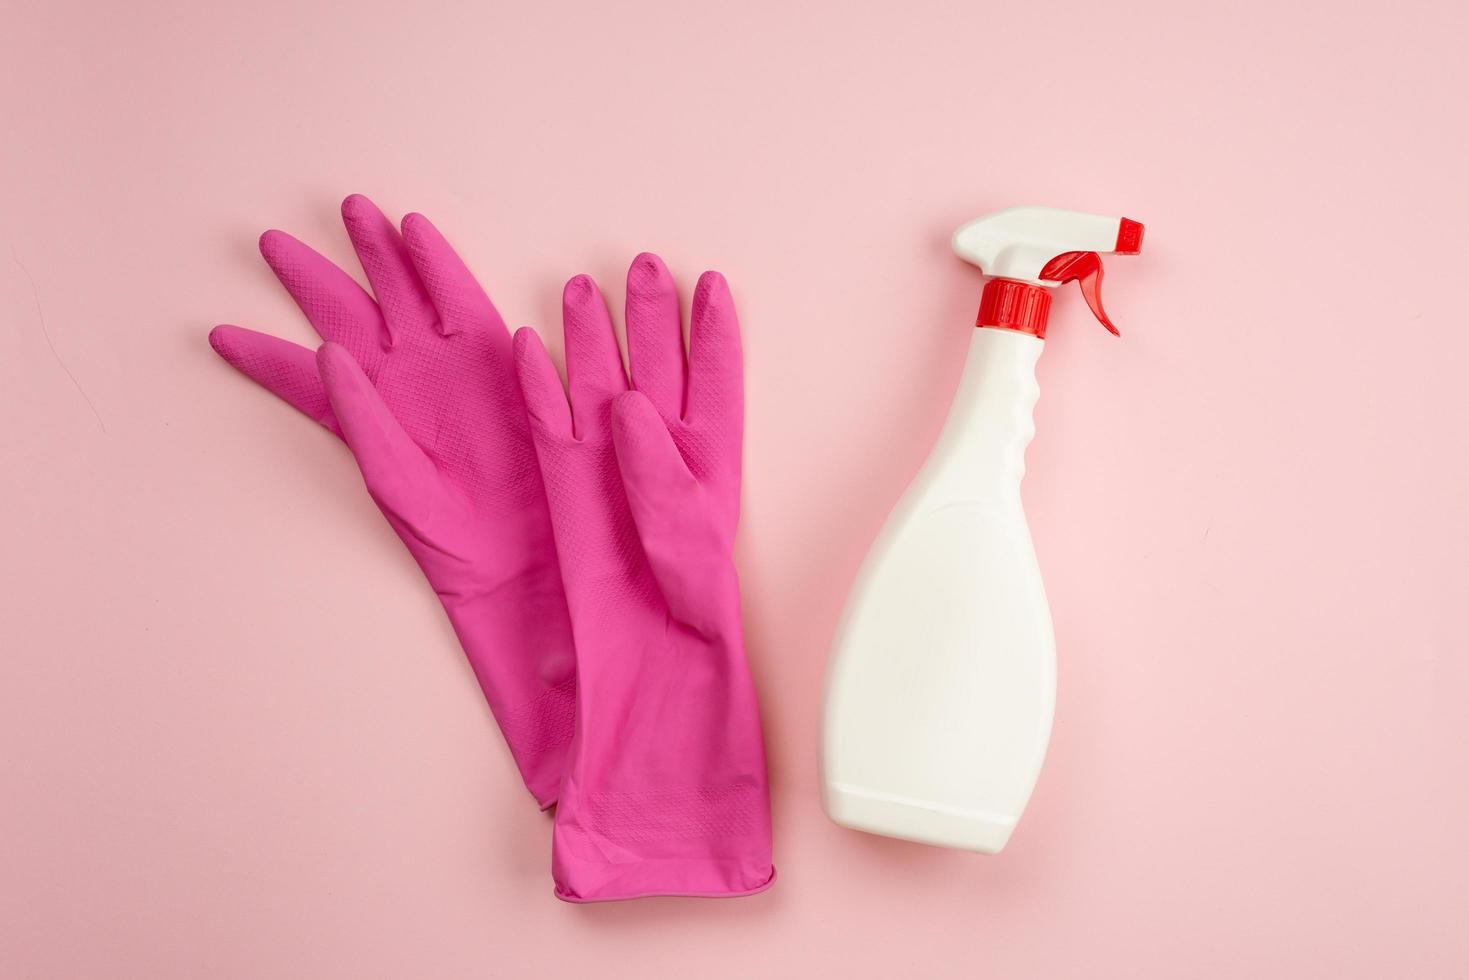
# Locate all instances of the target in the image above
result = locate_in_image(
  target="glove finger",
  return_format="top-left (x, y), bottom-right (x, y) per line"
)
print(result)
top-left (686, 271), bottom-right (743, 436)
top-left (512, 327), bottom-right (573, 441)
top-left (401, 212), bottom-right (508, 342)
top-left (317, 341), bottom-right (438, 516)
top-left (562, 274), bottom-right (627, 440)
top-left (611, 390), bottom-right (730, 628)
top-left (625, 252), bottom-right (688, 426)
top-left (340, 194), bottom-right (438, 347)
top-left (209, 324), bottom-right (338, 433)
top-left (259, 229), bottom-right (389, 358)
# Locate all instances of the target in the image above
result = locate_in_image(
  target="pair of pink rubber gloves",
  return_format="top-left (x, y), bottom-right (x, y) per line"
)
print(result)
top-left (210, 195), bottom-right (773, 902)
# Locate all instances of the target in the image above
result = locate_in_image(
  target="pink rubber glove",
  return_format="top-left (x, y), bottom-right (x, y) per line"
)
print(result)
top-left (513, 255), bottom-right (774, 901)
top-left (209, 195), bottom-right (575, 806)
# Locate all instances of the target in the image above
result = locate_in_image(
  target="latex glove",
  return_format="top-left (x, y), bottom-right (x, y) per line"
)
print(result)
top-left (514, 255), bottom-right (774, 901)
top-left (209, 195), bottom-right (575, 806)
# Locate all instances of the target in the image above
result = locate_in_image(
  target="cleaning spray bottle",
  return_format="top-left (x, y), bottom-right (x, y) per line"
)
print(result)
top-left (822, 206), bottom-right (1145, 852)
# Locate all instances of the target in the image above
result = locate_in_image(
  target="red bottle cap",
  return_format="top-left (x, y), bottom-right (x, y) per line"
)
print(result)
top-left (977, 280), bottom-right (1053, 338)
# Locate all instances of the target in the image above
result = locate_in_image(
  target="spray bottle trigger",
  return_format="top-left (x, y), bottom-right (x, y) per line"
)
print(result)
top-left (1039, 251), bottom-right (1121, 336)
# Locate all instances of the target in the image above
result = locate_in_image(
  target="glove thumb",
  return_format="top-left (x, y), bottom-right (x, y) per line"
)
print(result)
top-left (317, 342), bottom-right (438, 519)
top-left (611, 390), bottom-right (735, 631)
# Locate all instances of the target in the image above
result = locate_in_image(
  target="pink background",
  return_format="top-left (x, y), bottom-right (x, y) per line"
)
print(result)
top-left (2, 1), bottom-right (1466, 976)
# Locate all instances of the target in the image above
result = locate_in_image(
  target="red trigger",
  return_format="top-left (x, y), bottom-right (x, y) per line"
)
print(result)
top-left (1038, 251), bottom-right (1121, 336)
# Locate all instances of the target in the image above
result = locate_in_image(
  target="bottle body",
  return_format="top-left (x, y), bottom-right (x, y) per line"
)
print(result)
top-left (822, 327), bottom-right (1056, 853)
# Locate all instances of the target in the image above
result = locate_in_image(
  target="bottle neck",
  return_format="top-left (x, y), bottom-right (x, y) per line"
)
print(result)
top-left (925, 328), bottom-right (1044, 497)
top-left (978, 279), bottom-right (1052, 339)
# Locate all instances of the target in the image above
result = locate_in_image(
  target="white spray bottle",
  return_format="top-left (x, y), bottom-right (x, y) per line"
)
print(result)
top-left (822, 206), bottom-right (1145, 852)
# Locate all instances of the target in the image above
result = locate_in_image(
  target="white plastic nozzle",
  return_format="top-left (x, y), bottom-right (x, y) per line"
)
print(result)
top-left (951, 206), bottom-right (1141, 285)
top-left (953, 206), bottom-right (1145, 336)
